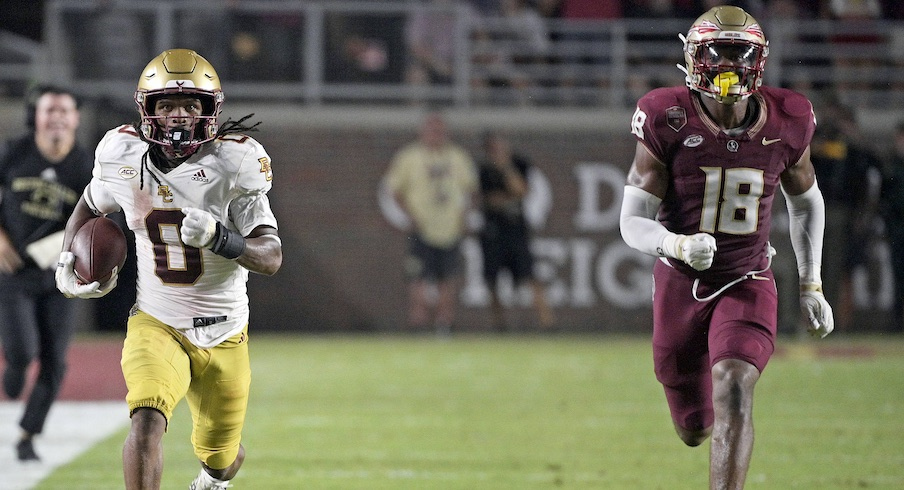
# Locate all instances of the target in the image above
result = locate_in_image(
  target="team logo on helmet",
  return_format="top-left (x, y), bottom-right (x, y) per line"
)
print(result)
top-left (690, 20), bottom-right (720, 36)
top-left (744, 24), bottom-right (764, 38)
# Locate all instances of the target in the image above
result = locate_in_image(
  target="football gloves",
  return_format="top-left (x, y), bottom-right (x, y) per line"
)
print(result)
top-left (180, 207), bottom-right (218, 249)
top-left (800, 284), bottom-right (834, 338)
top-left (55, 251), bottom-right (118, 299)
top-left (180, 207), bottom-right (247, 259)
top-left (666, 233), bottom-right (717, 271)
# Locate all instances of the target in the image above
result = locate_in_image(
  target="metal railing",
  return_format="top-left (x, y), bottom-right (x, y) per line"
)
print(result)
top-left (0, 29), bottom-right (43, 94)
top-left (15, 0), bottom-right (903, 110)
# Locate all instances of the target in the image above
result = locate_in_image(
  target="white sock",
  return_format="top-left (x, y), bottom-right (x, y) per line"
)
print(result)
top-left (197, 470), bottom-right (228, 486)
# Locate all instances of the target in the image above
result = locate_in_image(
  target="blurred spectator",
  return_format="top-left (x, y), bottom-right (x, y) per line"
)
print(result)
top-left (478, 131), bottom-right (554, 331)
top-left (325, 12), bottom-right (406, 84)
top-left (810, 101), bottom-right (883, 331)
top-left (879, 121), bottom-right (904, 332)
top-left (471, 0), bottom-right (551, 106)
top-left (405, 0), bottom-right (477, 104)
top-left (384, 112), bottom-right (478, 334)
top-left (0, 85), bottom-right (93, 461)
top-left (228, 4), bottom-right (303, 82)
top-left (544, 0), bottom-right (624, 105)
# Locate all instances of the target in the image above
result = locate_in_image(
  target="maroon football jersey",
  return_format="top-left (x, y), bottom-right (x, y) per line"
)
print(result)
top-left (630, 86), bottom-right (815, 280)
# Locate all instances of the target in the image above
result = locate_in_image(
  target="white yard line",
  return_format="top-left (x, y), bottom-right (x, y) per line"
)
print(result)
top-left (0, 401), bottom-right (129, 490)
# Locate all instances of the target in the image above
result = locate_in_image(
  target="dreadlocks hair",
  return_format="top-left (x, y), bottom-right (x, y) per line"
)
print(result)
top-left (133, 113), bottom-right (262, 190)
top-left (216, 113), bottom-right (261, 137)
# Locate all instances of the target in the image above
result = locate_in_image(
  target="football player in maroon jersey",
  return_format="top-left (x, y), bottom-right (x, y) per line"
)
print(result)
top-left (619, 6), bottom-right (834, 488)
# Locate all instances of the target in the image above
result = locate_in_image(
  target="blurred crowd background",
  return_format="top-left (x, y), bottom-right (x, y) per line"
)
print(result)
top-left (0, 0), bottom-right (902, 335)
top-left (4, 0), bottom-right (904, 109)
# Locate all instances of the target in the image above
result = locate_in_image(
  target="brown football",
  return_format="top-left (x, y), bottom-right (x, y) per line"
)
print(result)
top-left (70, 216), bottom-right (127, 284)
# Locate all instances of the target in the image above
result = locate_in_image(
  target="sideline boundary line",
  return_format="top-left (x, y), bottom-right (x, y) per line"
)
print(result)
top-left (1, 401), bottom-right (128, 490)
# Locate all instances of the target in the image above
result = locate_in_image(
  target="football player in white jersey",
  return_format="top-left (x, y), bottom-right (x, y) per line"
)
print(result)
top-left (55, 49), bottom-right (282, 490)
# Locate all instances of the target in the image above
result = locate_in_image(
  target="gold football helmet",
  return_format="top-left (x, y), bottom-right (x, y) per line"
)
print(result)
top-left (134, 49), bottom-right (224, 157)
top-left (679, 6), bottom-right (768, 104)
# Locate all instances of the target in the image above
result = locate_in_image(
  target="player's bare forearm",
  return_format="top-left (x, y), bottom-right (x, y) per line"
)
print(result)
top-left (236, 226), bottom-right (282, 275)
top-left (626, 142), bottom-right (669, 198)
top-left (779, 146), bottom-right (816, 196)
top-left (0, 226), bottom-right (23, 273)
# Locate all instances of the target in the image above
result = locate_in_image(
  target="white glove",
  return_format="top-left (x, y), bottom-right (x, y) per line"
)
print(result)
top-left (181, 207), bottom-right (218, 249)
top-left (55, 251), bottom-right (118, 299)
top-left (800, 285), bottom-right (834, 338)
top-left (668, 233), bottom-right (717, 271)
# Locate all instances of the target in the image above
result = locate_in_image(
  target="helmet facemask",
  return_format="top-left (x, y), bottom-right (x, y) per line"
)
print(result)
top-left (134, 50), bottom-right (224, 158)
top-left (678, 6), bottom-right (769, 105)
top-left (136, 89), bottom-right (223, 158)
top-left (688, 40), bottom-right (766, 104)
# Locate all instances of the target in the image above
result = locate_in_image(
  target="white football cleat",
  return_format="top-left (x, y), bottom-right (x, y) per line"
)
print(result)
top-left (189, 470), bottom-right (231, 489)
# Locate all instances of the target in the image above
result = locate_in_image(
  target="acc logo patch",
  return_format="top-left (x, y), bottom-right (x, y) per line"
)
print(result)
top-left (683, 134), bottom-right (704, 147)
top-left (118, 166), bottom-right (138, 179)
top-left (666, 106), bottom-right (687, 132)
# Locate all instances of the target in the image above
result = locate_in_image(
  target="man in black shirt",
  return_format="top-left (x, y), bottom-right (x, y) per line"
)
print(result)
top-left (478, 132), bottom-right (554, 332)
top-left (0, 86), bottom-right (93, 461)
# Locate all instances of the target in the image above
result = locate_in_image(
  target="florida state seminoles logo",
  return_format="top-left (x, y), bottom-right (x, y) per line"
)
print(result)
top-left (666, 106), bottom-right (687, 132)
top-left (690, 20), bottom-right (720, 36)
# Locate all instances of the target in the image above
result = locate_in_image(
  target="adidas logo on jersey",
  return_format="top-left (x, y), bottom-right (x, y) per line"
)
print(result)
top-left (191, 169), bottom-right (210, 183)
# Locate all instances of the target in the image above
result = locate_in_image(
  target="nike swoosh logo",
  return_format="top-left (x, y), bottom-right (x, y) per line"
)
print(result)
top-left (762, 137), bottom-right (781, 146)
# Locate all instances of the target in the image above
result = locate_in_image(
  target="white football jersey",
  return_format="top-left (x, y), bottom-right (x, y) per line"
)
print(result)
top-left (84, 125), bottom-right (278, 348)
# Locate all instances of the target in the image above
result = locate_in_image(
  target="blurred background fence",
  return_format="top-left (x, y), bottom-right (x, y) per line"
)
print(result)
top-left (0, 0), bottom-right (900, 333)
top-left (0, 0), bottom-right (897, 110)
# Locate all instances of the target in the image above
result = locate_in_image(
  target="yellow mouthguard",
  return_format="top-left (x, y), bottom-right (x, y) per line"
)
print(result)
top-left (714, 72), bottom-right (740, 97)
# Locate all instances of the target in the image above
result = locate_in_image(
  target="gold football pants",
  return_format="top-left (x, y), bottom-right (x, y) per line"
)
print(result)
top-left (122, 310), bottom-right (251, 469)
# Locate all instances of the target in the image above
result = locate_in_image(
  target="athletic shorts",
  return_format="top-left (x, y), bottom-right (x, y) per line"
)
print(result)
top-left (651, 260), bottom-right (778, 432)
top-left (405, 234), bottom-right (461, 281)
top-left (121, 310), bottom-right (251, 470)
top-left (480, 221), bottom-right (534, 285)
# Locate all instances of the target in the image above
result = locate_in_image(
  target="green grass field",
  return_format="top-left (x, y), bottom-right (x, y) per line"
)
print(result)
top-left (39, 333), bottom-right (904, 489)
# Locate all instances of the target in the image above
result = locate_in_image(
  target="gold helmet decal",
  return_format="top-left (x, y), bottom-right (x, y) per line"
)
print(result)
top-left (134, 49), bottom-right (224, 157)
top-left (678, 6), bottom-right (768, 104)
top-left (137, 49), bottom-right (220, 92)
